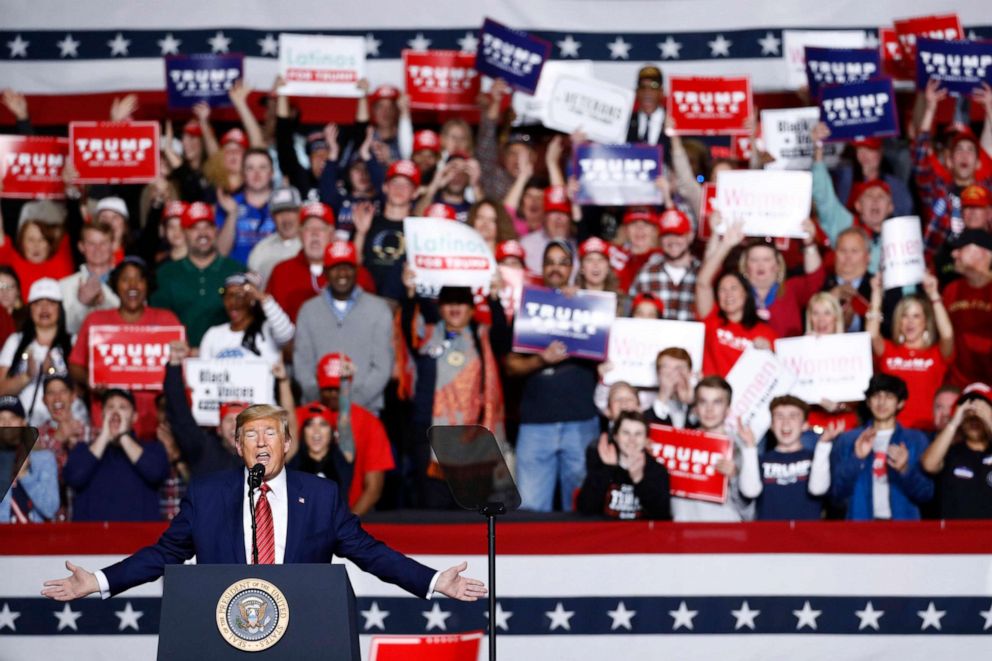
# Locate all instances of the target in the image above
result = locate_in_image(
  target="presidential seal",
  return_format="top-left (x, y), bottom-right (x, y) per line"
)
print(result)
top-left (216, 579), bottom-right (289, 651)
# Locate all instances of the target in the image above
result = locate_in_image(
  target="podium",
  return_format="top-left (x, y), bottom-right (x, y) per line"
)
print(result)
top-left (158, 564), bottom-right (360, 660)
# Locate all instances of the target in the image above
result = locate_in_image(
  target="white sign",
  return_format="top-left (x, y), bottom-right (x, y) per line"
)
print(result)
top-left (881, 215), bottom-right (925, 289)
top-left (782, 30), bottom-right (869, 89)
top-left (604, 318), bottom-right (705, 387)
top-left (715, 170), bottom-right (812, 238)
top-left (775, 333), bottom-right (873, 403)
top-left (278, 34), bottom-right (366, 98)
top-left (183, 358), bottom-right (274, 426)
top-left (512, 60), bottom-right (595, 126)
top-left (760, 106), bottom-right (843, 170)
top-left (726, 347), bottom-right (798, 441)
top-left (541, 74), bottom-right (634, 144)
top-left (405, 217), bottom-right (496, 295)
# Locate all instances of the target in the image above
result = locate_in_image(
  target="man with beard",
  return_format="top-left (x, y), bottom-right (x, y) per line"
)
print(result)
top-left (921, 383), bottom-right (992, 519)
top-left (294, 241), bottom-right (393, 412)
top-left (627, 209), bottom-right (699, 320)
top-left (151, 202), bottom-right (243, 347)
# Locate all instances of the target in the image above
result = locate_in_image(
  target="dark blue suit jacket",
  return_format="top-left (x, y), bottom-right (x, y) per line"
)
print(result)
top-left (102, 469), bottom-right (436, 598)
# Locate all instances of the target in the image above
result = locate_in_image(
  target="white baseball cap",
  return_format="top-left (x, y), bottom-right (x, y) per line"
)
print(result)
top-left (27, 278), bottom-right (63, 304)
top-left (95, 196), bottom-right (129, 220)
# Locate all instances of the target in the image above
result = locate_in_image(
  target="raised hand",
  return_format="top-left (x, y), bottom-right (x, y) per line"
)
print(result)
top-left (110, 94), bottom-right (139, 122)
top-left (1, 88), bottom-right (29, 121)
top-left (886, 443), bottom-right (910, 474)
top-left (854, 427), bottom-right (876, 460)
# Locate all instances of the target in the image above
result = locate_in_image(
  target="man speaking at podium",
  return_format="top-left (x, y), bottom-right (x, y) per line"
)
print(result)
top-left (41, 404), bottom-right (486, 603)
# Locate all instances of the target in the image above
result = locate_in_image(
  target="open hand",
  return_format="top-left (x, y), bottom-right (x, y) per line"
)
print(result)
top-left (41, 561), bottom-right (99, 601)
top-left (433, 562), bottom-right (488, 601)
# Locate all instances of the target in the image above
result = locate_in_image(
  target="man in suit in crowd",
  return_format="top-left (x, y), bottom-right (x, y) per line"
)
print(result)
top-left (41, 404), bottom-right (485, 602)
top-left (626, 64), bottom-right (671, 159)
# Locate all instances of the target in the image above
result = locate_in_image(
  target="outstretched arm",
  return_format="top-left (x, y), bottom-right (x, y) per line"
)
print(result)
top-left (41, 561), bottom-right (100, 601)
top-left (433, 561), bottom-right (488, 601)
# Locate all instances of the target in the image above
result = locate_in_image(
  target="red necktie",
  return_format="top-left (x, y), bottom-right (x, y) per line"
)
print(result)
top-left (254, 483), bottom-right (275, 564)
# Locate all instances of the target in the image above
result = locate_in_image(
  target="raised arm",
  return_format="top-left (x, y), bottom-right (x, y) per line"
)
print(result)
top-left (922, 272), bottom-right (954, 359)
top-left (866, 274), bottom-right (885, 356)
top-left (228, 80), bottom-right (265, 149)
top-left (694, 217), bottom-right (743, 319)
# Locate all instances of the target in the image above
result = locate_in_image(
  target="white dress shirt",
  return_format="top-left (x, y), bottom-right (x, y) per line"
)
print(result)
top-left (636, 108), bottom-right (665, 145)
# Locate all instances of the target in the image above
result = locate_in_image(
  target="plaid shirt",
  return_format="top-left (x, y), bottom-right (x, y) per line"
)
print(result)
top-left (628, 254), bottom-right (700, 321)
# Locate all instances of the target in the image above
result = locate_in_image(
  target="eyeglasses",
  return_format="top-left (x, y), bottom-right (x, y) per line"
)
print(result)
top-left (0, 283), bottom-right (16, 291)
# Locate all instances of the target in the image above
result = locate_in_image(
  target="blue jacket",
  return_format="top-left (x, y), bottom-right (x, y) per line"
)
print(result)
top-left (830, 424), bottom-right (934, 520)
top-left (0, 450), bottom-right (59, 523)
top-left (101, 468), bottom-right (436, 599)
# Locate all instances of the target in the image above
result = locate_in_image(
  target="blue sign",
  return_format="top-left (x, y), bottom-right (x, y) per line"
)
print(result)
top-left (916, 38), bottom-right (992, 96)
top-left (573, 143), bottom-right (664, 206)
top-left (475, 18), bottom-right (551, 94)
top-left (804, 47), bottom-right (882, 100)
top-left (512, 285), bottom-right (616, 360)
top-left (165, 54), bottom-right (243, 109)
top-left (819, 78), bottom-right (899, 142)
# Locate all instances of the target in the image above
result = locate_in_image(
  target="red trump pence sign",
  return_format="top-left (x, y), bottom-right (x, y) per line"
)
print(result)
top-left (404, 50), bottom-right (480, 111)
top-left (667, 76), bottom-right (752, 135)
top-left (893, 14), bottom-right (962, 64)
top-left (69, 121), bottom-right (160, 184)
top-left (648, 425), bottom-right (733, 503)
top-left (0, 136), bottom-right (69, 199)
top-left (88, 325), bottom-right (185, 390)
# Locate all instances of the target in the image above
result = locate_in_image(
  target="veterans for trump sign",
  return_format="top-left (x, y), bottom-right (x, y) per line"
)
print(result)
top-left (542, 74), bottom-right (634, 145)
top-left (69, 121), bottom-right (159, 184)
top-left (715, 169), bottom-right (812, 238)
top-left (726, 347), bottom-right (798, 441)
top-left (916, 38), bottom-right (992, 96)
top-left (165, 54), bottom-right (241, 109)
top-left (775, 333), bottom-right (873, 404)
top-left (0, 135), bottom-right (68, 199)
top-left (666, 76), bottom-right (752, 135)
top-left (183, 358), bottom-right (275, 426)
top-left (804, 48), bottom-right (881, 100)
top-left (278, 33), bottom-right (365, 97)
top-left (648, 425), bottom-right (733, 504)
top-left (88, 325), bottom-right (185, 390)
top-left (404, 217), bottom-right (496, 295)
top-left (403, 50), bottom-right (479, 110)
top-left (881, 215), bottom-right (925, 290)
top-left (604, 318), bottom-right (704, 388)
top-left (475, 18), bottom-right (551, 94)
top-left (573, 143), bottom-right (663, 206)
top-left (512, 286), bottom-right (616, 360)
top-left (819, 78), bottom-right (899, 142)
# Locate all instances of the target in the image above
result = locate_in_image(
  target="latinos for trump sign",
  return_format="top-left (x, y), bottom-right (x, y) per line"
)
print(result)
top-left (648, 425), bottom-right (732, 504)
top-left (183, 358), bottom-right (275, 426)
top-left (88, 325), bottom-right (185, 390)
top-left (894, 14), bottom-right (963, 65)
top-left (820, 78), bottom-right (899, 142)
top-left (916, 38), bottom-right (992, 96)
top-left (403, 50), bottom-right (479, 111)
top-left (726, 347), bottom-right (797, 441)
top-left (573, 143), bottom-right (663, 206)
top-left (165, 54), bottom-right (241, 109)
top-left (760, 107), bottom-right (843, 171)
top-left (604, 318), bottom-right (704, 388)
top-left (715, 169), bottom-right (812, 238)
top-left (404, 217), bottom-right (496, 295)
top-left (278, 33), bottom-right (365, 98)
top-left (804, 48), bottom-right (881, 100)
top-left (881, 215), bottom-right (925, 290)
top-left (667, 76), bottom-right (752, 135)
top-left (775, 333), bottom-right (873, 404)
top-left (69, 121), bottom-right (159, 184)
top-left (542, 74), bottom-right (634, 145)
top-left (782, 30), bottom-right (869, 89)
top-left (512, 286), bottom-right (616, 360)
top-left (475, 18), bottom-right (551, 94)
top-left (0, 135), bottom-right (68, 199)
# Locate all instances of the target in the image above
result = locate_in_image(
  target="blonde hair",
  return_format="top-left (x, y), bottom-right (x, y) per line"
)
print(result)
top-left (892, 294), bottom-right (937, 348)
top-left (805, 292), bottom-right (845, 335)
top-left (235, 404), bottom-right (292, 443)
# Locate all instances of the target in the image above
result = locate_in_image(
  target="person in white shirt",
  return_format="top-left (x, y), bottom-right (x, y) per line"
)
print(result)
top-left (247, 186), bottom-right (302, 287)
top-left (198, 273), bottom-right (295, 368)
top-left (626, 64), bottom-right (667, 148)
top-left (58, 221), bottom-right (119, 334)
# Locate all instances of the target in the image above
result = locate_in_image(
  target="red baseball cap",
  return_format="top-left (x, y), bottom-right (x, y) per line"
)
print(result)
top-left (950, 127), bottom-right (980, 151)
top-left (296, 403), bottom-right (333, 429)
top-left (848, 179), bottom-right (892, 208)
top-left (219, 401), bottom-right (249, 424)
top-left (850, 137), bottom-right (883, 150)
top-left (301, 201), bottom-right (335, 225)
top-left (386, 159), bottom-right (422, 187)
top-left (181, 201), bottom-right (215, 229)
top-left (323, 240), bottom-right (358, 268)
top-left (496, 240), bottom-right (526, 262)
top-left (658, 209), bottom-right (692, 236)
top-left (543, 186), bottom-right (571, 215)
top-left (163, 200), bottom-right (188, 221)
top-left (425, 203), bottom-right (458, 221)
top-left (579, 236), bottom-right (610, 259)
top-left (220, 128), bottom-right (248, 149)
top-left (413, 130), bottom-right (441, 154)
top-left (316, 353), bottom-right (348, 389)
top-left (182, 119), bottom-right (202, 138)
top-left (631, 292), bottom-right (665, 316)
top-left (622, 207), bottom-right (657, 226)
top-left (370, 85), bottom-right (401, 104)
top-left (961, 185), bottom-right (992, 209)
top-left (958, 382), bottom-right (992, 407)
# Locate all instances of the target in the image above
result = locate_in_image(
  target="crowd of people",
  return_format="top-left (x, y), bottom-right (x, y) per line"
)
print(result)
top-left (1, 60), bottom-right (991, 525)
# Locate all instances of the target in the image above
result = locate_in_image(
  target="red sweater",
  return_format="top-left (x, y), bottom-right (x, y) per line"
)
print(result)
top-left (267, 251), bottom-right (376, 322)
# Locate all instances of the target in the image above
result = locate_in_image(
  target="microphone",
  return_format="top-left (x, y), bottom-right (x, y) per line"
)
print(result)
top-left (247, 463), bottom-right (264, 564)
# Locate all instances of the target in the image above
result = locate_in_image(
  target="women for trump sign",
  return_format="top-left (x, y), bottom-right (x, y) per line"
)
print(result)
top-left (715, 170), bottom-right (812, 238)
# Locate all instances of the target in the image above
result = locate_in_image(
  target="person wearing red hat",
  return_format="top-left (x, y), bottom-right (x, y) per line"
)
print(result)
top-left (615, 207), bottom-right (663, 291)
top-left (915, 79), bottom-right (992, 259)
top-left (353, 159), bottom-right (420, 301)
top-left (630, 292), bottom-right (665, 319)
top-left (355, 80), bottom-right (410, 163)
top-left (495, 240), bottom-right (526, 269)
top-left (157, 200), bottom-right (190, 263)
top-left (150, 202), bottom-right (244, 347)
top-left (921, 383), bottom-right (992, 519)
top-left (247, 186), bottom-right (303, 287)
top-left (961, 184), bottom-right (992, 231)
top-left (294, 239), bottom-right (394, 413)
top-left (413, 152), bottom-right (482, 222)
top-left (164, 103), bottom-right (219, 203)
top-left (412, 129), bottom-right (442, 180)
top-left (942, 229), bottom-right (992, 387)
top-left (286, 353), bottom-right (395, 515)
top-left (832, 136), bottom-right (914, 219)
top-left (58, 221), bottom-right (119, 335)
top-left (518, 185), bottom-right (576, 275)
top-left (628, 208), bottom-right (700, 321)
top-left (576, 237), bottom-right (620, 297)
